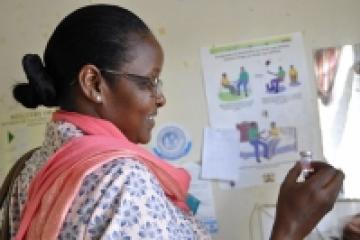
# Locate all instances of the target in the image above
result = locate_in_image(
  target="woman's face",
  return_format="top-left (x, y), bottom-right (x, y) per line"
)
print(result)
top-left (100, 35), bottom-right (166, 144)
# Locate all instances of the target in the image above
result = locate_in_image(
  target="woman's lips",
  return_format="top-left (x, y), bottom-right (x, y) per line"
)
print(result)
top-left (146, 111), bottom-right (157, 127)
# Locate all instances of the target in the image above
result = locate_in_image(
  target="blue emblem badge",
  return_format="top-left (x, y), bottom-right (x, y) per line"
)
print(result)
top-left (153, 125), bottom-right (192, 160)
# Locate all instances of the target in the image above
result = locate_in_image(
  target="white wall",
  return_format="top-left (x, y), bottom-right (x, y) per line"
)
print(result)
top-left (1, 1), bottom-right (360, 239)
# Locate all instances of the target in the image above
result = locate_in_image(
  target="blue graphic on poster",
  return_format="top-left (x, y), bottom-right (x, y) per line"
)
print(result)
top-left (153, 124), bottom-right (192, 160)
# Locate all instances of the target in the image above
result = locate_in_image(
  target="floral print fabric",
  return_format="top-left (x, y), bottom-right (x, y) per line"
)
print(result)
top-left (9, 121), bottom-right (210, 239)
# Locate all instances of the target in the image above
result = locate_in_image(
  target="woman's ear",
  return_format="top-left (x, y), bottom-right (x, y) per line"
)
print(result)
top-left (77, 64), bottom-right (104, 103)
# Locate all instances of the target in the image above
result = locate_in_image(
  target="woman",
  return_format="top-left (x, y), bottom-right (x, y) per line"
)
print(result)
top-left (7, 4), bottom-right (344, 240)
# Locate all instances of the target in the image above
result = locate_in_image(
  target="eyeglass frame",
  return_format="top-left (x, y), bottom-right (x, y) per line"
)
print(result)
top-left (69, 68), bottom-right (163, 96)
top-left (100, 69), bottom-right (163, 96)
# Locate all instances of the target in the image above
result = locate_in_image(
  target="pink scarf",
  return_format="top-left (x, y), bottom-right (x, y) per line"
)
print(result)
top-left (15, 111), bottom-right (191, 240)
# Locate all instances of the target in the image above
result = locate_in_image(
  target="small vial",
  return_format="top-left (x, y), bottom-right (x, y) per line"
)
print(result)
top-left (298, 150), bottom-right (313, 182)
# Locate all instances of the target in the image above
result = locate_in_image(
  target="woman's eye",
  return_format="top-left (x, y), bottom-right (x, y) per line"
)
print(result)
top-left (126, 75), bottom-right (156, 91)
top-left (135, 79), bottom-right (154, 89)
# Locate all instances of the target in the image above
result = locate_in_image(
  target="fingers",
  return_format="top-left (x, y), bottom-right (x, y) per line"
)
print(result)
top-left (347, 222), bottom-right (360, 233)
top-left (343, 222), bottom-right (360, 240)
top-left (283, 161), bottom-right (302, 183)
top-left (324, 169), bottom-right (344, 190)
top-left (302, 161), bottom-right (330, 181)
top-left (322, 170), bottom-right (344, 204)
top-left (343, 219), bottom-right (360, 239)
top-left (351, 215), bottom-right (360, 224)
top-left (307, 162), bottom-right (341, 189)
top-left (310, 161), bottom-right (331, 171)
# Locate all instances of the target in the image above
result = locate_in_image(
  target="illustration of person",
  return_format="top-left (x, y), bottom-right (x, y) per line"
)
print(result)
top-left (248, 122), bottom-right (269, 163)
top-left (236, 66), bottom-right (249, 96)
top-left (268, 121), bottom-right (281, 158)
top-left (289, 65), bottom-right (299, 85)
top-left (220, 72), bottom-right (236, 95)
top-left (266, 66), bottom-right (285, 93)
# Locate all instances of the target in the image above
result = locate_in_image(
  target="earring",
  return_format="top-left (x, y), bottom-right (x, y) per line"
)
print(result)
top-left (95, 95), bottom-right (102, 102)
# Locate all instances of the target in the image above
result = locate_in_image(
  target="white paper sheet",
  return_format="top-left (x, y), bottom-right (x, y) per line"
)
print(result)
top-left (201, 128), bottom-right (240, 181)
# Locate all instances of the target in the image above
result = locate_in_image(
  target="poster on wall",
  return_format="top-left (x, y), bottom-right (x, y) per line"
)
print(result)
top-left (200, 32), bottom-right (318, 187)
top-left (0, 109), bottom-right (54, 182)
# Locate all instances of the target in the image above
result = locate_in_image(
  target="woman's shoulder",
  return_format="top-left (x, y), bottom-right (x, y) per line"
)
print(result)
top-left (98, 157), bottom-right (156, 178)
top-left (85, 156), bottom-right (164, 196)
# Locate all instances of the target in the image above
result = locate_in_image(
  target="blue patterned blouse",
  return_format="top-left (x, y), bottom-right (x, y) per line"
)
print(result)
top-left (9, 121), bottom-right (211, 239)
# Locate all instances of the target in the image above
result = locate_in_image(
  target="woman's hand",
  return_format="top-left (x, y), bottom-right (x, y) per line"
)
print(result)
top-left (343, 214), bottom-right (360, 240)
top-left (270, 161), bottom-right (344, 240)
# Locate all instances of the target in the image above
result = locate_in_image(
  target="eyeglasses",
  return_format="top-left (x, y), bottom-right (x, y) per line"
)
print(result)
top-left (100, 69), bottom-right (163, 96)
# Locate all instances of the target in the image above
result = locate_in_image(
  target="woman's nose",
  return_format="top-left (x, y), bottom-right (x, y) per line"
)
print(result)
top-left (156, 92), bottom-right (166, 107)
